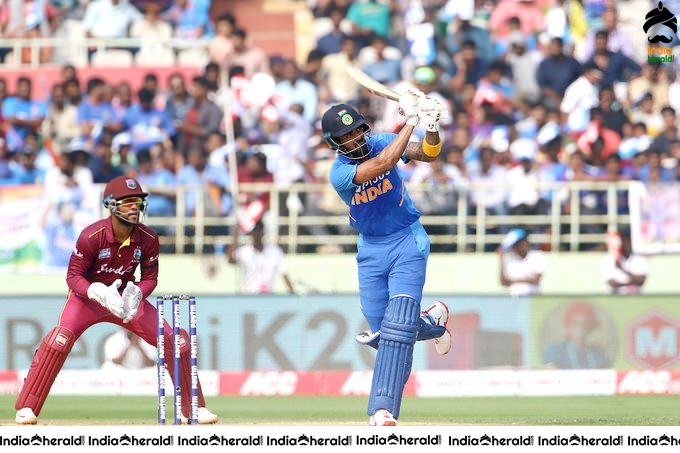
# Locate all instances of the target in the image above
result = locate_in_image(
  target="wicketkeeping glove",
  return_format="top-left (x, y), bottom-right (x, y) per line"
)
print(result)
top-left (88, 279), bottom-right (126, 319)
top-left (122, 281), bottom-right (143, 323)
top-left (87, 282), bottom-right (108, 305)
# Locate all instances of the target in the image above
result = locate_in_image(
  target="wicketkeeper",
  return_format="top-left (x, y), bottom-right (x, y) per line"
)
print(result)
top-left (15, 176), bottom-right (217, 425)
top-left (322, 91), bottom-right (452, 426)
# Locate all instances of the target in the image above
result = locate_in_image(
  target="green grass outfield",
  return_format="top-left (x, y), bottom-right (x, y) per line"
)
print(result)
top-left (1, 395), bottom-right (679, 425)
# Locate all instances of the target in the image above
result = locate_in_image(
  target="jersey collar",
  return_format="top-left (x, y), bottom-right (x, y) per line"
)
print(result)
top-left (104, 217), bottom-right (141, 245)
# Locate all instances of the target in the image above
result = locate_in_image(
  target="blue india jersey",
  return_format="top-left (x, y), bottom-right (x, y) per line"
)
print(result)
top-left (330, 133), bottom-right (420, 237)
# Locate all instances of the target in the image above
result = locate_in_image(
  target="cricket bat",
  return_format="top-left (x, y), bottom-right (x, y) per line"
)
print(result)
top-left (346, 66), bottom-right (446, 118)
top-left (346, 66), bottom-right (402, 102)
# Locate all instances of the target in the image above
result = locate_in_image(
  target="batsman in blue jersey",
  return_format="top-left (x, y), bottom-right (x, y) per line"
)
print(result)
top-left (322, 93), bottom-right (452, 426)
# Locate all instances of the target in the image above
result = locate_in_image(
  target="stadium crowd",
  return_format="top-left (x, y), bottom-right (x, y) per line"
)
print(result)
top-left (0, 0), bottom-right (678, 253)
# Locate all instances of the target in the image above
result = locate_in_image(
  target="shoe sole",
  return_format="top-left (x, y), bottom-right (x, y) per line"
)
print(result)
top-left (434, 329), bottom-right (452, 355)
top-left (427, 301), bottom-right (451, 355)
top-left (369, 419), bottom-right (397, 426)
top-left (181, 417), bottom-right (219, 425)
top-left (369, 411), bottom-right (398, 426)
top-left (16, 418), bottom-right (37, 425)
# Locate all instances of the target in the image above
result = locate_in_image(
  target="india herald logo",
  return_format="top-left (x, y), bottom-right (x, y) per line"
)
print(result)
top-left (645, 2), bottom-right (678, 62)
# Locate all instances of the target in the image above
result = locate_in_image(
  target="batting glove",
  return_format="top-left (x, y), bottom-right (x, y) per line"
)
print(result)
top-left (418, 109), bottom-right (442, 132)
top-left (406, 115), bottom-right (420, 127)
top-left (398, 90), bottom-right (420, 118)
top-left (122, 281), bottom-right (143, 323)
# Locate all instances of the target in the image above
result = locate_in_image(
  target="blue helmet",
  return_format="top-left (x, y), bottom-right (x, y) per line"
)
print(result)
top-left (321, 104), bottom-right (371, 160)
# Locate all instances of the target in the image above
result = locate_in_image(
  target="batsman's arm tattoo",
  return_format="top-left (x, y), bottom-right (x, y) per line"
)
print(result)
top-left (405, 130), bottom-right (440, 163)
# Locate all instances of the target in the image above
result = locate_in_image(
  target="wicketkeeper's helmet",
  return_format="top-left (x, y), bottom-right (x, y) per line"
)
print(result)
top-left (102, 176), bottom-right (148, 225)
top-left (321, 104), bottom-right (371, 160)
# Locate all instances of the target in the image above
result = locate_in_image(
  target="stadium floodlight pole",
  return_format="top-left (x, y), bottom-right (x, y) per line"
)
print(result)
top-left (220, 68), bottom-right (241, 292)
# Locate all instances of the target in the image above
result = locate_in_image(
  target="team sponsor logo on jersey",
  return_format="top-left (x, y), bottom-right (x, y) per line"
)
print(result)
top-left (55, 333), bottom-right (68, 347)
top-left (98, 248), bottom-right (111, 259)
top-left (72, 246), bottom-right (83, 258)
top-left (126, 179), bottom-right (137, 189)
top-left (98, 263), bottom-right (134, 275)
top-left (351, 171), bottom-right (394, 205)
top-left (148, 255), bottom-right (158, 263)
top-left (133, 248), bottom-right (142, 260)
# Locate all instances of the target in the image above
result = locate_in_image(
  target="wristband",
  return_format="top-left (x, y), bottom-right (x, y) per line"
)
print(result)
top-left (422, 138), bottom-right (442, 157)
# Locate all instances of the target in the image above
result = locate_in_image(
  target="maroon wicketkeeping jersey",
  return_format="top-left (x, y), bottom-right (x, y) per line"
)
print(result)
top-left (66, 217), bottom-right (159, 299)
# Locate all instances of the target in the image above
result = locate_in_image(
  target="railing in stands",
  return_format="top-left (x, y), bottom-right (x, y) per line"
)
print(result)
top-left (0, 37), bottom-right (210, 68)
top-left (134, 180), bottom-right (639, 254)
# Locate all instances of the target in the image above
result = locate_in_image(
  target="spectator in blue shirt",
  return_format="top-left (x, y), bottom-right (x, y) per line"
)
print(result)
top-left (176, 145), bottom-right (231, 216)
top-left (134, 147), bottom-right (176, 217)
top-left (2, 77), bottom-right (46, 152)
top-left (12, 148), bottom-right (41, 184)
top-left (536, 37), bottom-right (582, 108)
top-left (637, 149), bottom-right (676, 183)
top-left (585, 30), bottom-right (640, 88)
top-left (112, 81), bottom-right (133, 123)
top-left (123, 88), bottom-right (175, 151)
top-left (0, 137), bottom-right (13, 184)
top-left (362, 36), bottom-right (402, 85)
top-left (89, 137), bottom-right (125, 184)
top-left (447, 16), bottom-right (493, 59)
top-left (494, 16), bottom-right (536, 57)
top-left (450, 40), bottom-right (489, 91)
top-left (42, 200), bottom-right (79, 268)
top-left (164, 0), bottom-right (212, 39)
top-left (275, 60), bottom-right (319, 124)
top-left (316, 8), bottom-right (346, 56)
top-left (77, 78), bottom-right (122, 142)
top-left (164, 73), bottom-right (192, 135)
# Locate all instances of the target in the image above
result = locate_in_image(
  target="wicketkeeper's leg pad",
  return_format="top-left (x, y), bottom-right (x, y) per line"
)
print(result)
top-left (15, 326), bottom-right (75, 415)
top-left (163, 328), bottom-right (205, 417)
top-left (367, 295), bottom-right (419, 419)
